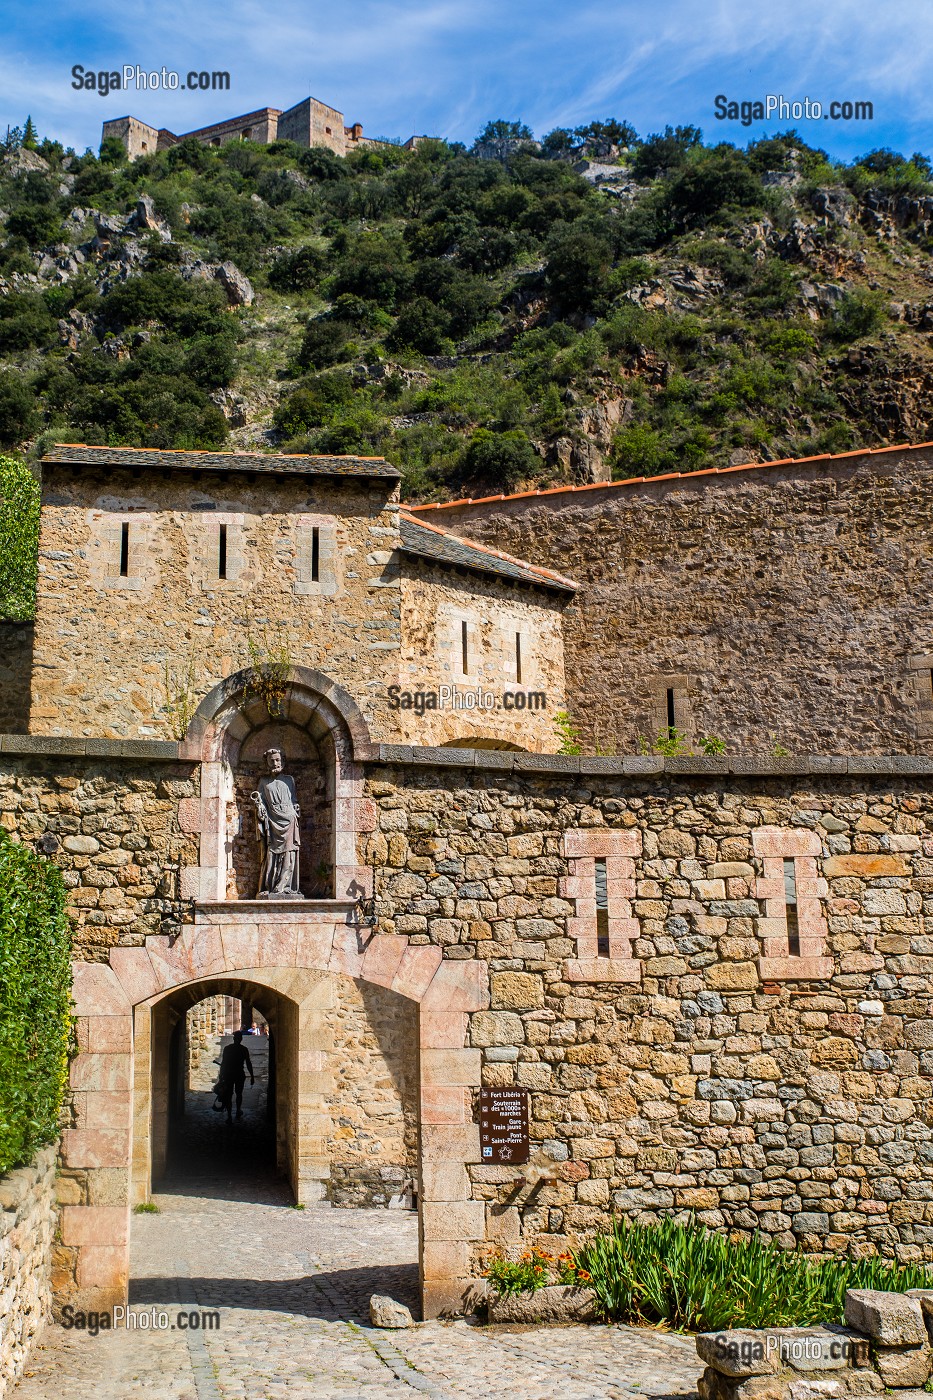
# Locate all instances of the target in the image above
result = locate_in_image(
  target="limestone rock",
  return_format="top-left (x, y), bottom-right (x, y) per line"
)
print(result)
top-left (487, 1285), bottom-right (597, 1324)
top-left (873, 1344), bottom-right (931, 1388)
top-left (369, 1294), bottom-right (414, 1328)
top-left (844, 1289), bottom-right (927, 1346)
top-left (214, 261), bottom-right (254, 306)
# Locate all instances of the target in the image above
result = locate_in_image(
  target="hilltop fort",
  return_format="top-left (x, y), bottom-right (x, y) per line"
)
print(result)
top-left (102, 94), bottom-right (426, 159)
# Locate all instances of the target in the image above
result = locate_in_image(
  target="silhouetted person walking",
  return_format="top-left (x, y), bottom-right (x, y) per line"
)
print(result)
top-left (216, 1032), bottom-right (254, 1122)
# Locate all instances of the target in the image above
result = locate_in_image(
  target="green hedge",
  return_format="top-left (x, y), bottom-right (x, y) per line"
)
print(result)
top-left (0, 454), bottom-right (39, 621)
top-left (0, 828), bottom-right (73, 1173)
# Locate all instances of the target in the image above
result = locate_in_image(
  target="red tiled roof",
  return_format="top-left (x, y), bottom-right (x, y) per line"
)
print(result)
top-left (406, 440), bottom-right (933, 513)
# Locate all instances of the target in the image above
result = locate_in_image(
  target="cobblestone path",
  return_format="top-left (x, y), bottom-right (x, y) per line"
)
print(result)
top-left (14, 1037), bottom-right (701, 1400)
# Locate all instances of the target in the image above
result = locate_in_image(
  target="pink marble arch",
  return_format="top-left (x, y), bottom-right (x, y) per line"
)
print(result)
top-left (66, 912), bottom-right (488, 1321)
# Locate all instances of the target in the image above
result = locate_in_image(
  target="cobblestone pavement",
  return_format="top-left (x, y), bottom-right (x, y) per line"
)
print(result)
top-left (15, 1037), bottom-right (701, 1400)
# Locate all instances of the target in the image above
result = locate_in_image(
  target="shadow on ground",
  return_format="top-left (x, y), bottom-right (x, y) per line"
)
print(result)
top-left (131, 1263), bottom-right (421, 1323)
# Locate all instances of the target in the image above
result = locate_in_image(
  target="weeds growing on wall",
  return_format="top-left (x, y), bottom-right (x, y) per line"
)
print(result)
top-left (573, 1216), bottom-right (933, 1329)
top-left (245, 630), bottom-right (292, 717)
top-left (0, 828), bottom-right (73, 1174)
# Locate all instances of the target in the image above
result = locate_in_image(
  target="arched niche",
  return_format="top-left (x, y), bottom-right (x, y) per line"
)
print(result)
top-left (177, 668), bottom-right (376, 904)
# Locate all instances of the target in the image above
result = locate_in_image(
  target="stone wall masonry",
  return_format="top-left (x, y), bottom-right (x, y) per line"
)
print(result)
top-left (0, 624), bottom-right (31, 734)
top-left (398, 567), bottom-right (566, 752)
top-left (0, 1146), bottom-right (57, 1400)
top-left (421, 449), bottom-right (933, 756)
top-left (363, 761), bottom-right (933, 1272)
top-left (0, 755), bottom-right (199, 956)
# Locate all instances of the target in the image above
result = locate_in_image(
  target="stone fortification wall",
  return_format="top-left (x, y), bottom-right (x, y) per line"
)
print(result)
top-left (0, 1147), bottom-right (57, 1400)
top-left (417, 448), bottom-right (933, 756)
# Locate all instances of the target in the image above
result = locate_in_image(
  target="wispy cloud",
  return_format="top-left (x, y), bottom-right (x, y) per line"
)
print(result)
top-left (2, 0), bottom-right (930, 158)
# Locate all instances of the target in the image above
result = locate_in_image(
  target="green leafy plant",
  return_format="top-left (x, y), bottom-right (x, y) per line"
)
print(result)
top-left (770, 736), bottom-right (791, 757)
top-left (133, 1202), bottom-right (160, 1214)
top-left (573, 1216), bottom-right (933, 1329)
top-left (554, 710), bottom-right (583, 755)
top-left (245, 631), bottom-right (293, 717)
top-left (161, 655), bottom-right (200, 740)
top-left (698, 735), bottom-right (726, 755)
top-left (0, 455), bottom-right (39, 620)
top-left (638, 726), bottom-right (691, 757)
top-left (0, 828), bottom-right (73, 1174)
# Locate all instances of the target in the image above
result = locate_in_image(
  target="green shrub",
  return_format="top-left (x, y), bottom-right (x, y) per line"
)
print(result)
top-left (824, 289), bottom-right (887, 341)
top-left (0, 827), bottom-right (73, 1174)
top-left (0, 376), bottom-right (39, 447)
top-left (461, 428), bottom-right (538, 489)
top-left (0, 454), bottom-right (39, 618)
top-left (574, 1216), bottom-right (933, 1329)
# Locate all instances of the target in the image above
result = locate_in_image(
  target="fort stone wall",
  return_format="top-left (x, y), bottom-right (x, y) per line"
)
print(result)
top-left (415, 447), bottom-right (933, 757)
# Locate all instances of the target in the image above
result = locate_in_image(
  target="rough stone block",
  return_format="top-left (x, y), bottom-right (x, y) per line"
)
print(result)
top-left (491, 972), bottom-right (544, 1010)
top-left (844, 1289), bottom-right (927, 1346)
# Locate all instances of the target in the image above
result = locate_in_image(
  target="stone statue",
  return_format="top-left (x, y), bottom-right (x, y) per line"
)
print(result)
top-left (250, 747), bottom-right (304, 899)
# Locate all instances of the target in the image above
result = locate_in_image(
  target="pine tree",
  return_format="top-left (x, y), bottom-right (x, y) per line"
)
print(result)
top-left (22, 116), bottom-right (37, 150)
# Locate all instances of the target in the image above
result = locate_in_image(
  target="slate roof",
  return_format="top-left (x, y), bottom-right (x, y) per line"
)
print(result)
top-left (398, 511), bottom-right (577, 594)
top-left (41, 444), bottom-right (401, 480)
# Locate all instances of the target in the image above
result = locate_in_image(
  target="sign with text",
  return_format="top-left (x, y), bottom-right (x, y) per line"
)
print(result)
top-left (479, 1086), bottom-right (529, 1164)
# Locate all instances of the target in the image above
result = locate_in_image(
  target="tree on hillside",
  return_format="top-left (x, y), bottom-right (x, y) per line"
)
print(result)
top-left (475, 119), bottom-right (533, 145)
top-left (21, 116), bottom-right (38, 150)
top-left (574, 118), bottom-right (640, 148)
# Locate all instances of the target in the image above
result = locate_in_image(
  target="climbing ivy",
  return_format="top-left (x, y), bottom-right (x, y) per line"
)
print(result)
top-left (0, 828), bottom-right (73, 1172)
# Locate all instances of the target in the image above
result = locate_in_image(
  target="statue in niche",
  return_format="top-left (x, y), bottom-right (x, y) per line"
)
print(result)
top-left (250, 747), bottom-right (305, 899)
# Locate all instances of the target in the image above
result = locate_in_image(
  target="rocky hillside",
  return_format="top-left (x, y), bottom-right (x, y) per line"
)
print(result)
top-left (1, 123), bottom-right (932, 499)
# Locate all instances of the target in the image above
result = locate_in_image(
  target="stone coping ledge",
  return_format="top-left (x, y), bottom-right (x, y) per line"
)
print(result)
top-left (370, 744), bottom-right (933, 777)
top-left (0, 1145), bottom-right (57, 1219)
top-left (3, 732), bottom-right (933, 778)
top-left (194, 899), bottom-right (357, 923)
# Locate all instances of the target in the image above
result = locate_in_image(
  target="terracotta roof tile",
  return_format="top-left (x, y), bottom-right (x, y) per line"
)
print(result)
top-left (406, 440), bottom-right (933, 513)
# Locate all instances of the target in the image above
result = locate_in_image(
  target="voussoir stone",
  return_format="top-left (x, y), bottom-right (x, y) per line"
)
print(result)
top-left (844, 1288), bottom-right (927, 1346)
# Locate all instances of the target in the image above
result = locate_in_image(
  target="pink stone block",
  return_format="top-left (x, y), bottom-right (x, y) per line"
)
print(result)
top-left (421, 1048), bottom-right (482, 1086)
top-left (293, 926), bottom-right (336, 971)
top-left (329, 925), bottom-right (365, 978)
top-left (85, 1016), bottom-right (132, 1055)
top-left (758, 955), bottom-right (834, 981)
top-left (392, 944), bottom-right (444, 1002)
top-left (355, 798), bottom-right (377, 833)
top-left (188, 924), bottom-right (226, 980)
top-left (422, 1199), bottom-right (485, 1242)
top-left (606, 879), bottom-right (636, 899)
top-left (761, 938), bottom-right (788, 957)
top-left (752, 826), bottom-right (822, 858)
top-left (562, 829), bottom-right (642, 858)
top-left (219, 922), bottom-right (260, 971)
top-left (179, 866), bottom-right (206, 900)
top-left (421, 1123), bottom-right (481, 1161)
top-left (177, 798), bottom-right (202, 834)
top-left (70, 1053), bottom-right (131, 1093)
top-left (570, 899), bottom-right (597, 918)
top-left (108, 948), bottom-right (161, 1006)
top-left (360, 934), bottom-right (409, 988)
top-left (71, 962), bottom-right (131, 1018)
top-left (75, 1244), bottom-right (128, 1292)
top-left (567, 916), bottom-right (597, 941)
top-left (421, 1163), bottom-right (470, 1204)
top-left (422, 1241), bottom-right (470, 1278)
top-left (607, 916), bottom-right (638, 936)
top-left (145, 937), bottom-right (197, 993)
top-left (795, 857), bottom-right (819, 876)
top-left (573, 937), bottom-right (599, 958)
top-left (78, 1090), bottom-right (131, 1132)
top-left (563, 958), bottom-right (641, 983)
top-left (757, 917), bottom-right (787, 938)
top-left (259, 923), bottom-right (300, 968)
top-left (559, 877), bottom-right (593, 899)
top-left (61, 1205), bottom-right (128, 1247)
top-left (420, 960), bottom-right (488, 1013)
top-left (421, 1085), bottom-right (468, 1124)
top-left (61, 1127), bottom-right (130, 1169)
top-left (420, 1012), bottom-right (468, 1049)
top-left (569, 857), bottom-right (595, 879)
top-left (756, 878), bottom-right (785, 899)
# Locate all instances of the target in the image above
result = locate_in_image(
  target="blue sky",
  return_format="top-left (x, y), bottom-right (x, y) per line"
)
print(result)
top-left (1, 0), bottom-right (930, 162)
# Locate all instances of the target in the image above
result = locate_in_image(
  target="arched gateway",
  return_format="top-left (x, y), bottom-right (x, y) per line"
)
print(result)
top-left (62, 671), bottom-right (488, 1320)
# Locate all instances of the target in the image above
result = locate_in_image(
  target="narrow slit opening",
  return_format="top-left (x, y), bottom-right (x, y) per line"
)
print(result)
top-left (218, 523), bottom-right (227, 579)
top-left (515, 632), bottom-right (522, 684)
top-left (461, 620), bottom-right (469, 675)
top-left (311, 526), bottom-right (320, 583)
top-left (595, 856), bottom-right (609, 957)
top-left (119, 522), bottom-right (129, 578)
top-left (783, 857), bottom-right (800, 957)
top-left (666, 687), bottom-right (676, 730)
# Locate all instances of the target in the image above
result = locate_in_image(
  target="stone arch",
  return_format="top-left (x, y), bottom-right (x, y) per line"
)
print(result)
top-left (175, 668), bottom-right (376, 902)
top-left (64, 913), bottom-right (488, 1319)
